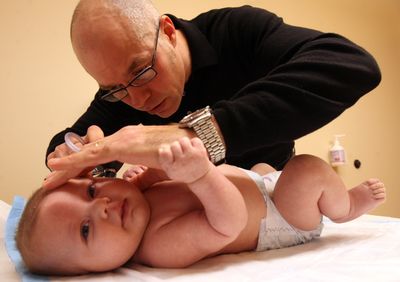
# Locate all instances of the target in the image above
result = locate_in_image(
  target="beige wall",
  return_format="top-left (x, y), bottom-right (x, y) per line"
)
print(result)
top-left (1, 1), bottom-right (399, 217)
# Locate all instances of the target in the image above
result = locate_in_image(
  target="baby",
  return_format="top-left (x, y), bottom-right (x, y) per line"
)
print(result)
top-left (16, 137), bottom-right (386, 275)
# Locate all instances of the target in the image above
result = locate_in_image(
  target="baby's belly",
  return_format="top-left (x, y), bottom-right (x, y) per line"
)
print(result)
top-left (145, 165), bottom-right (267, 255)
top-left (216, 165), bottom-right (267, 253)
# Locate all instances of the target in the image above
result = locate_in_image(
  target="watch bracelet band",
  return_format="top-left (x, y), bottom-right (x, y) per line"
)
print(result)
top-left (192, 118), bottom-right (226, 165)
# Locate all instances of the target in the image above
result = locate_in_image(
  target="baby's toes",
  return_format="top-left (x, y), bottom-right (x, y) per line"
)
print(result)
top-left (366, 178), bottom-right (380, 185)
top-left (370, 181), bottom-right (384, 191)
top-left (370, 182), bottom-right (386, 200)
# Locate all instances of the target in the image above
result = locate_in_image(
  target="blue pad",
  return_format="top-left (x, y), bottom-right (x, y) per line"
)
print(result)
top-left (5, 196), bottom-right (48, 282)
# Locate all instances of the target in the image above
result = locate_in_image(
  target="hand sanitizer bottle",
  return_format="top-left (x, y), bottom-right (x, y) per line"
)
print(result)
top-left (330, 134), bottom-right (346, 167)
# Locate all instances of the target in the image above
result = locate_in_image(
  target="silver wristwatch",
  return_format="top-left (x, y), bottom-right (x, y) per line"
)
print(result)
top-left (179, 106), bottom-right (226, 165)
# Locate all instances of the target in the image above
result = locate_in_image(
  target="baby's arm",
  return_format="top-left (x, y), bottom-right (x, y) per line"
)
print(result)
top-left (146, 137), bottom-right (248, 267)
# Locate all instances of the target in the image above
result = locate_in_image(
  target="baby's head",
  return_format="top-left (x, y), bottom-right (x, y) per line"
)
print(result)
top-left (16, 177), bottom-right (150, 275)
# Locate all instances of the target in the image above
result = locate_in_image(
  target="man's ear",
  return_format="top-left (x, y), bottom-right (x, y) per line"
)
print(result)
top-left (160, 15), bottom-right (177, 47)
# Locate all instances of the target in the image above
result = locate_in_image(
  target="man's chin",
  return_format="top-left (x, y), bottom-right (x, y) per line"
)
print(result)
top-left (155, 110), bottom-right (173, 118)
top-left (154, 103), bottom-right (179, 118)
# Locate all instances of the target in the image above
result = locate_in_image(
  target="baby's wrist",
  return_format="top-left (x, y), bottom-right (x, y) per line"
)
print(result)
top-left (186, 164), bottom-right (214, 185)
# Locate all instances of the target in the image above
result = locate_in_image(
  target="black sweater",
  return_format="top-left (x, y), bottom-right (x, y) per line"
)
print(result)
top-left (46, 6), bottom-right (381, 169)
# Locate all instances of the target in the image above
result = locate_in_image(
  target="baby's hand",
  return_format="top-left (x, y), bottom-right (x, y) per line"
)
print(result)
top-left (122, 165), bottom-right (148, 182)
top-left (158, 137), bottom-right (212, 183)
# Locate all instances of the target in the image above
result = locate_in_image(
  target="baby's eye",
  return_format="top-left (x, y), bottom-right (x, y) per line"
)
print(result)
top-left (81, 222), bottom-right (90, 241)
top-left (87, 184), bottom-right (96, 199)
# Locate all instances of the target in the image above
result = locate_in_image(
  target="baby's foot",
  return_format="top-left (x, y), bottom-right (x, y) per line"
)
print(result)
top-left (338, 178), bottom-right (386, 222)
top-left (353, 178), bottom-right (386, 204)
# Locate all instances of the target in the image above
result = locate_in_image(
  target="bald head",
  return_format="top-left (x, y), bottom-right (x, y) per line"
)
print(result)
top-left (70, 0), bottom-right (162, 87)
top-left (71, 0), bottom-right (159, 40)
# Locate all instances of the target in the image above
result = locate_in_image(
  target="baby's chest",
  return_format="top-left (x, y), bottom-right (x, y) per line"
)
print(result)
top-left (145, 182), bottom-right (203, 222)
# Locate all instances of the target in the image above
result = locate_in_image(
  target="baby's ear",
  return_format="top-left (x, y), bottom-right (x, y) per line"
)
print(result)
top-left (133, 178), bottom-right (147, 192)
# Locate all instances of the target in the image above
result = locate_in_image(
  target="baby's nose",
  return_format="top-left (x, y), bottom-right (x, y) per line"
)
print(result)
top-left (92, 197), bottom-right (111, 219)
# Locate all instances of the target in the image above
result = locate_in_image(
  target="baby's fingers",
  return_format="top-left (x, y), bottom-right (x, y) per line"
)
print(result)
top-left (158, 144), bottom-right (173, 168)
top-left (170, 140), bottom-right (183, 158)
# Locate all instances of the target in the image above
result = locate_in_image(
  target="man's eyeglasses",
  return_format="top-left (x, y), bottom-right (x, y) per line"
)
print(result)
top-left (100, 24), bottom-right (160, 102)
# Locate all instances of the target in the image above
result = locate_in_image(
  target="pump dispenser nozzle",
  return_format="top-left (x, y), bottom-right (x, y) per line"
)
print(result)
top-left (330, 134), bottom-right (346, 166)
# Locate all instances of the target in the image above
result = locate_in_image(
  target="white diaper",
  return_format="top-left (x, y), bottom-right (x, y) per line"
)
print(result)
top-left (243, 169), bottom-right (323, 251)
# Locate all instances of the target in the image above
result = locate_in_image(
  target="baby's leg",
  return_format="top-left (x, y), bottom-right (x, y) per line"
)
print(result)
top-left (272, 155), bottom-right (386, 231)
top-left (334, 178), bottom-right (385, 223)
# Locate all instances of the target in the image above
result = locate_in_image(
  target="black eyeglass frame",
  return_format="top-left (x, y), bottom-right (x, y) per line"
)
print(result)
top-left (100, 23), bottom-right (160, 102)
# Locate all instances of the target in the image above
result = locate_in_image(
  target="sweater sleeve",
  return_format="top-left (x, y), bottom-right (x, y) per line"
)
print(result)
top-left (210, 6), bottom-right (381, 154)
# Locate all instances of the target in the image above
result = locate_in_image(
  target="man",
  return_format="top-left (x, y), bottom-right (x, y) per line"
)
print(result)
top-left (46, 0), bottom-right (381, 172)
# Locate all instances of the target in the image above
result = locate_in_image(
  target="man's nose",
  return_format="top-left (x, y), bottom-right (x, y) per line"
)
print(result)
top-left (126, 87), bottom-right (151, 109)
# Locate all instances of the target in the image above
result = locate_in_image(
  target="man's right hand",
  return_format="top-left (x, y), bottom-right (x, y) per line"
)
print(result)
top-left (46, 125), bottom-right (105, 166)
top-left (42, 124), bottom-right (192, 190)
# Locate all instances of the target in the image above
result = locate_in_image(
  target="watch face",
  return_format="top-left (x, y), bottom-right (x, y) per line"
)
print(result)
top-left (180, 106), bottom-right (211, 125)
